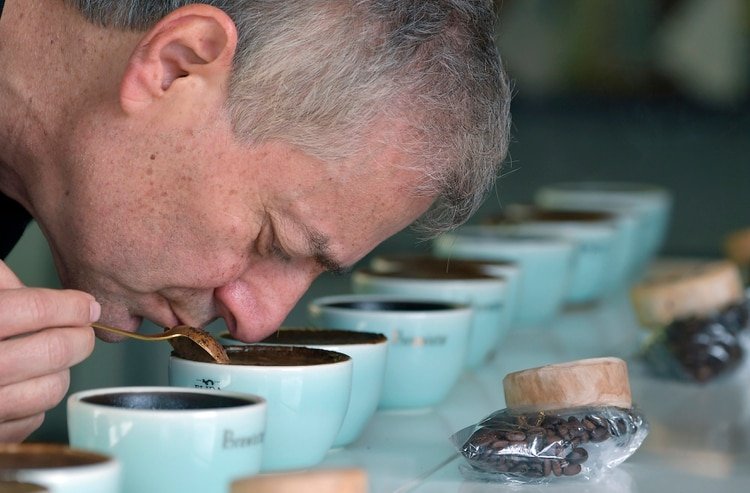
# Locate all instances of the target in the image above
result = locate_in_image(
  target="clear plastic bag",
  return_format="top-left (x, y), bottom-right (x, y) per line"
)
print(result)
top-left (451, 406), bottom-right (648, 484)
top-left (642, 298), bottom-right (750, 383)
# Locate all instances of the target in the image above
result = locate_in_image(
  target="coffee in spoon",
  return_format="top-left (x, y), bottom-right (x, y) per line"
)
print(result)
top-left (91, 322), bottom-right (230, 364)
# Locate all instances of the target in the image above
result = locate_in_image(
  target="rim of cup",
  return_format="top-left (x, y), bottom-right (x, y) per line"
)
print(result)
top-left (536, 182), bottom-right (672, 211)
top-left (308, 294), bottom-right (472, 314)
top-left (353, 266), bottom-right (507, 283)
top-left (371, 253), bottom-right (517, 270)
top-left (437, 226), bottom-right (575, 251)
top-left (68, 386), bottom-right (266, 416)
top-left (172, 344), bottom-right (353, 368)
top-left (484, 205), bottom-right (618, 225)
top-left (540, 181), bottom-right (670, 195)
top-left (225, 328), bottom-right (388, 346)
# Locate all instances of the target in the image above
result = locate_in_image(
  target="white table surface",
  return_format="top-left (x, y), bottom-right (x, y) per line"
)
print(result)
top-left (316, 283), bottom-right (750, 493)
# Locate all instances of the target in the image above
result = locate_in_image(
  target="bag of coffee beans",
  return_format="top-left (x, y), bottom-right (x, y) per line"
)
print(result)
top-left (451, 358), bottom-right (648, 483)
top-left (452, 406), bottom-right (647, 482)
top-left (631, 260), bottom-right (749, 383)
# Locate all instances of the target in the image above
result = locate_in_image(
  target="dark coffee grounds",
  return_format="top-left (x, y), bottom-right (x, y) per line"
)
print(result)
top-left (258, 328), bottom-right (387, 346)
top-left (80, 391), bottom-right (257, 410)
top-left (225, 345), bottom-right (349, 366)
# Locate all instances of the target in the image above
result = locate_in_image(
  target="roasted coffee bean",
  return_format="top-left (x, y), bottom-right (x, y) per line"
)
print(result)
top-left (467, 427), bottom-right (498, 447)
top-left (566, 447), bottom-right (588, 465)
top-left (562, 463), bottom-right (582, 476)
top-left (506, 431), bottom-right (526, 442)
top-left (527, 426), bottom-right (546, 438)
top-left (614, 418), bottom-right (629, 436)
top-left (590, 426), bottom-right (610, 442)
top-left (551, 460), bottom-right (563, 477)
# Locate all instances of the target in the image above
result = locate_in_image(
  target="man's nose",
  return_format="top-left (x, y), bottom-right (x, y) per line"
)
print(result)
top-left (213, 265), bottom-right (320, 342)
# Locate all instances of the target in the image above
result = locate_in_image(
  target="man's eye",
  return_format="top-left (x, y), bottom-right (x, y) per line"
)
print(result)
top-left (270, 242), bottom-right (292, 262)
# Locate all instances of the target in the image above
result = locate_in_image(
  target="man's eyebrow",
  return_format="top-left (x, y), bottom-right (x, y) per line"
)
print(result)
top-left (306, 229), bottom-right (350, 275)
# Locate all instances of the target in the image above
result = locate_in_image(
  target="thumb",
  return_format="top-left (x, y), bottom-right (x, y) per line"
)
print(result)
top-left (0, 260), bottom-right (25, 289)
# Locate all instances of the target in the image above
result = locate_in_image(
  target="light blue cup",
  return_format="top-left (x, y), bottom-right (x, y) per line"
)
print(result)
top-left (219, 328), bottom-right (388, 448)
top-left (535, 181), bottom-right (672, 280)
top-left (67, 386), bottom-right (266, 493)
top-left (0, 443), bottom-right (120, 493)
top-left (483, 207), bottom-right (622, 304)
top-left (169, 345), bottom-right (352, 472)
top-left (433, 226), bottom-right (575, 327)
top-left (369, 254), bottom-right (522, 347)
top-left (351, 263), bottom-right (509, 369)
top-left (308, 295), bottom-right (473, 410)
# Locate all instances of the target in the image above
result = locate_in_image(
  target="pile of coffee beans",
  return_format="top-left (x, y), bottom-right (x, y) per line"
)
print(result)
top-left (457, 408), bottom-right (639, 480)
top-left (644, 298), bottom-right (750, 383)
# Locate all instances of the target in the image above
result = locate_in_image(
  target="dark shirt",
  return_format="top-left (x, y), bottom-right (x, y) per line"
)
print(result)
top-left (1, 0), bottom-right (33, 259)
top-left (0, 193), bottom-right (31, 259)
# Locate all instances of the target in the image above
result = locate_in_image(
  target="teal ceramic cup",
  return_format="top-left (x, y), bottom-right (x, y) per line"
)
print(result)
top-left (484, 207), bottom-right (622, 304)
top-left (67, 387), bottom-right (265, 493)
top-left (220, 328), bottom-right (387, 448)
top-left (307, 295), bottom-right (473, 409)
top-left (351, 263), bottom-right (509, 369)
top-left (0, 443), bottom-right (120, 493)
top-left (369, 253), bottom-right (522, 337)
top-left (169, 345), bottom-right (352, 472)
top-left (433, 226), bottom-right (575, 327)
top-left (535, 181), bottom-right (672, 279)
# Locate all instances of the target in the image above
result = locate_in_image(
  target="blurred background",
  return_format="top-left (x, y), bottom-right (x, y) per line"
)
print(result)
top-left (7, 0), bottom-right (750, 441)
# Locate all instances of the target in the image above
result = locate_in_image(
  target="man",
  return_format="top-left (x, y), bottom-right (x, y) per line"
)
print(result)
top-left (0, 0), bottom-right (510, 441)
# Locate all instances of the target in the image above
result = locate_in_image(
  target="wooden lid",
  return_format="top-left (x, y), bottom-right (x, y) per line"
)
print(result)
top-left (231, 468), bottom-right (368, 493)
top-left (0, 482), bottom-right (48, 493)
top-left (725, 228), bottom-right (750, 267)
top-left (502, 357), bottom-right (632, 411)
top-left (630, 260), bottom-right (743, 328)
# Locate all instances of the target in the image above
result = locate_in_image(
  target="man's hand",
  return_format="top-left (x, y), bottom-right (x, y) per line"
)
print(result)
top-left (0, 261), bottom-right (98, 442)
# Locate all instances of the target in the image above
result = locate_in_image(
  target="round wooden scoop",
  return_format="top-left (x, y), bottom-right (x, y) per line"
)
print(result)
top-left (725, 228), bottom-right (750, 267)
top-left (0, 482), bottom-right (48, 493)
top-left (503, 357), bottom-right (632, 411)
top-left (230, 468), bottom-right (368, 493)
top-left (630, 260), bottom-right (743, 329)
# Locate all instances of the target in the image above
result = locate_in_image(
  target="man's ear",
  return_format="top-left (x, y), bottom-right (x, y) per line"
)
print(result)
top-left (119, 4), bottom-right (237, 114)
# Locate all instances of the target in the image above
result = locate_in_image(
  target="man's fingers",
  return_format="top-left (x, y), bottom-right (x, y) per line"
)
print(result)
top-left (0, 288), bottom-right (100, 340)
top-left (0, 371), bottom-right (70, 422)
top-left (0, 413), bottom-right (45, 443)
top-left (0, 260), bottom-right (24, 289)
top-left (0, 327), bottom-right (95, 387)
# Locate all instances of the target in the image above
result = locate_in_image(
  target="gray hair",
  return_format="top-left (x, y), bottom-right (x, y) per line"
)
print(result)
top-left (65, 0), bottom-right (511, 236)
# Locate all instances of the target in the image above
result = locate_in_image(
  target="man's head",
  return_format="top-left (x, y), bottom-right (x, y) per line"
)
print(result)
top-left (0, 0), bottom-right (510, 341)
